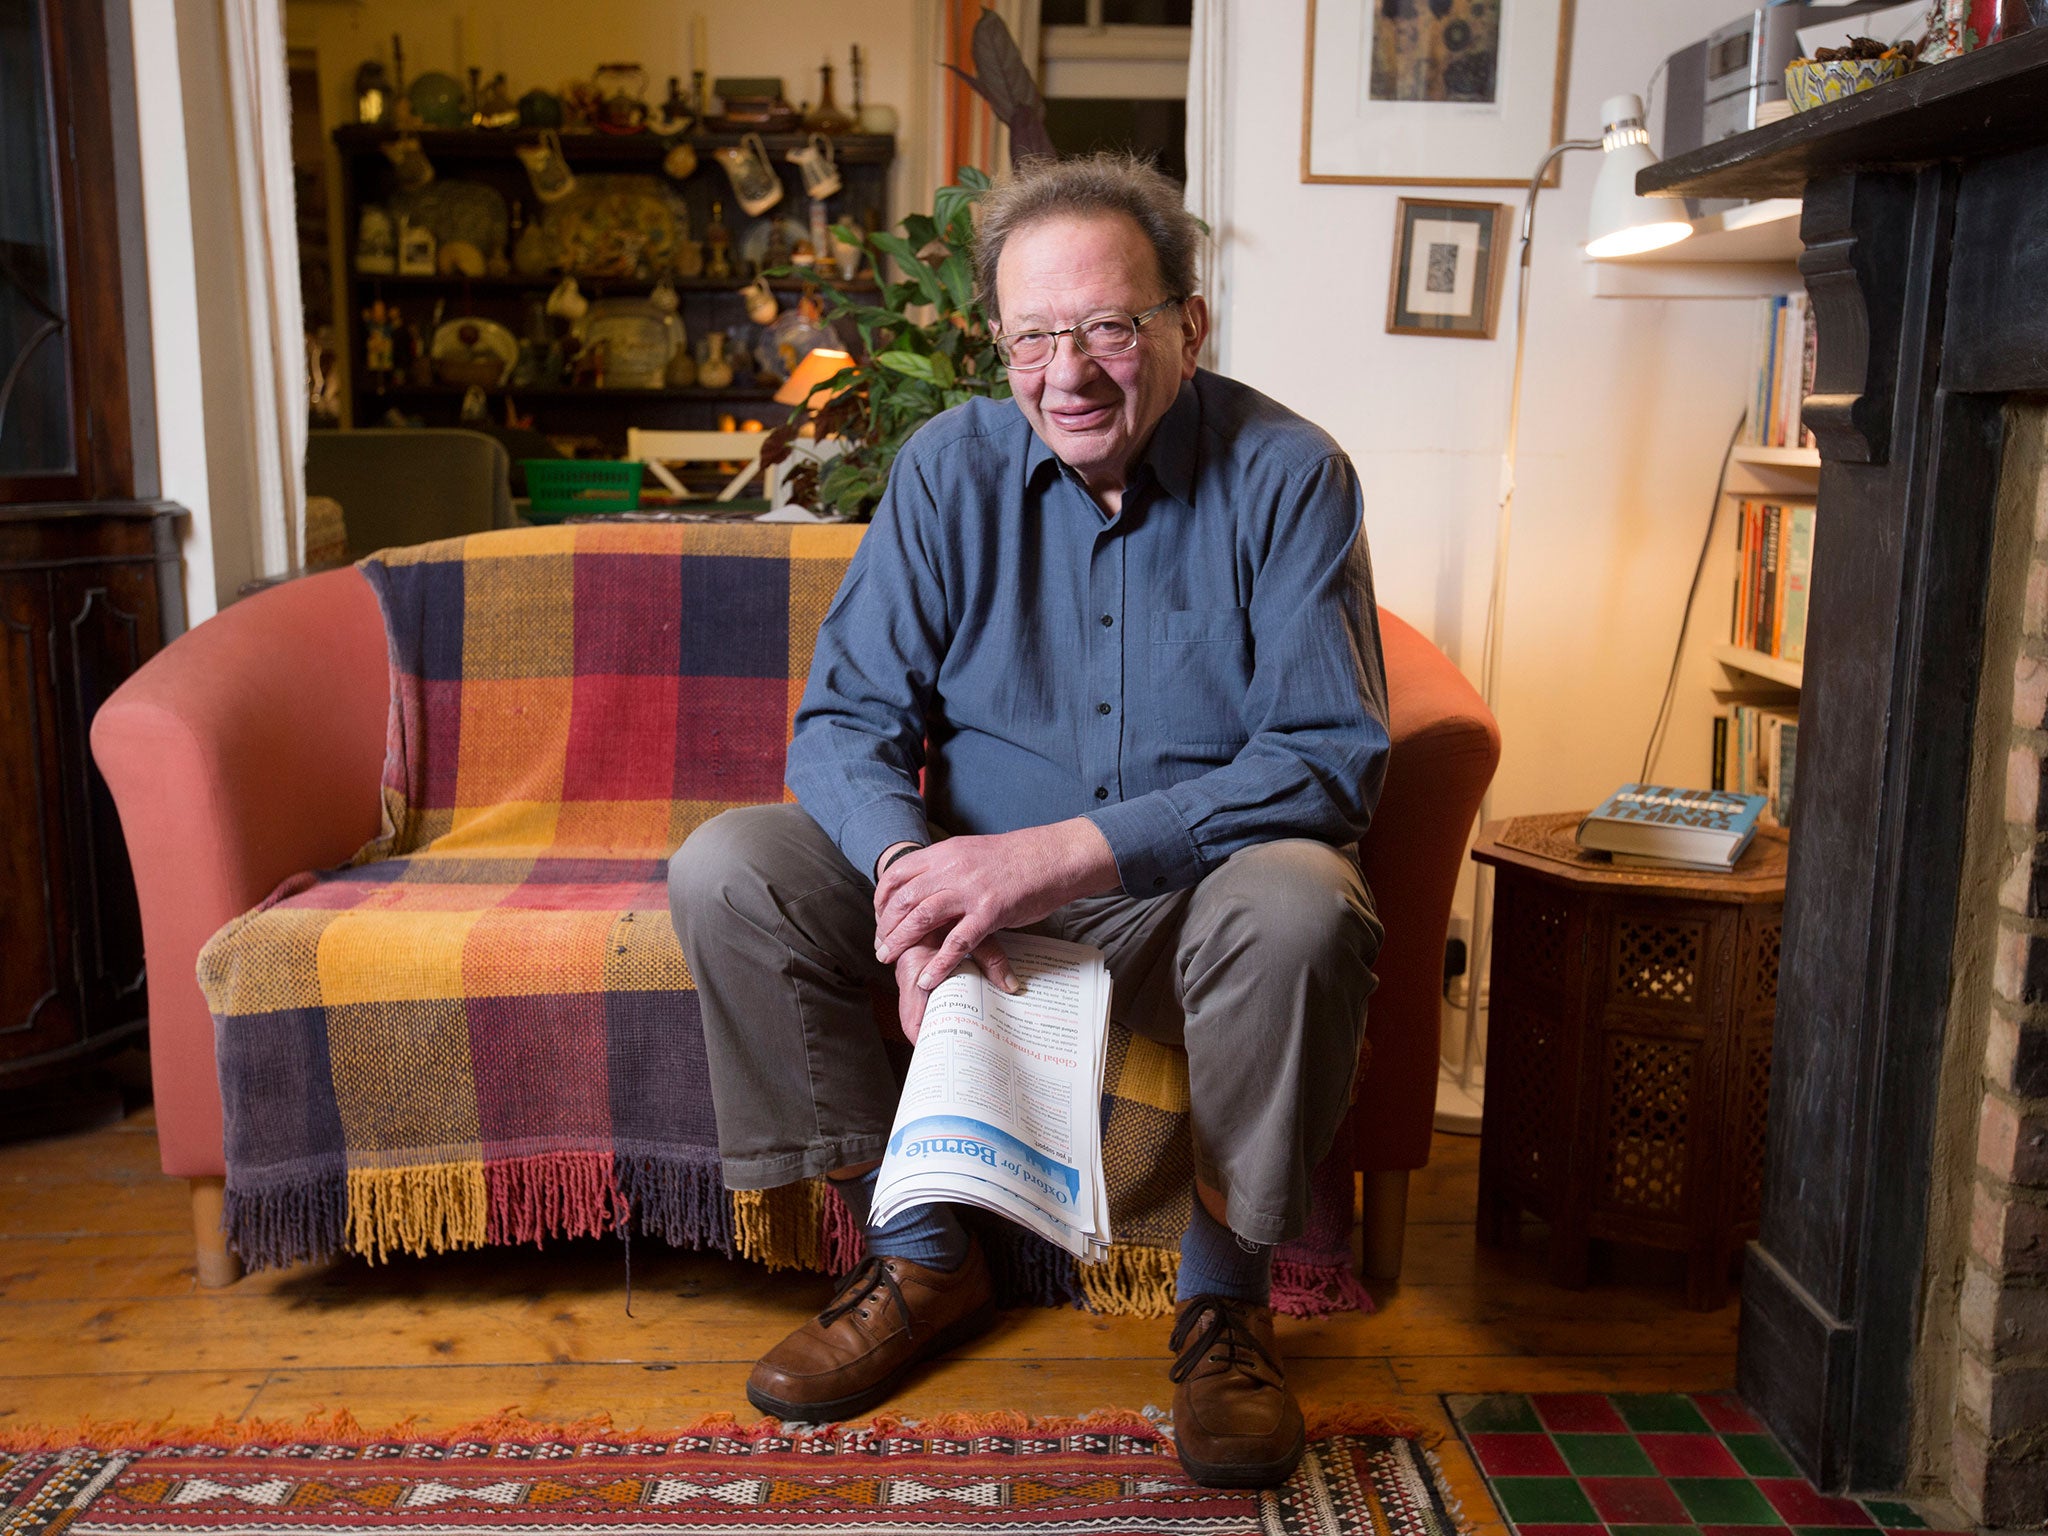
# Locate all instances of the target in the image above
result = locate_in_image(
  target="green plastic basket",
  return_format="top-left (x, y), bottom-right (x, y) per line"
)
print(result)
top-left (521, 459), bottom-right (644, 521)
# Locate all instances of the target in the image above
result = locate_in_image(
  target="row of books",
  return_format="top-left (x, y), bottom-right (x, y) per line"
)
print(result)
top-left (1732, 500), bottom-right (1814, 664)
top-left (1744, 292), bottom-right (1816, 449)
top-left (1712, 700), bottom-right (1798, 828)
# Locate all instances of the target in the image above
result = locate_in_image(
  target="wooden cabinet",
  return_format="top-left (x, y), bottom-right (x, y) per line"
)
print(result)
top-left (1, 504), bottom-right (184, 1086)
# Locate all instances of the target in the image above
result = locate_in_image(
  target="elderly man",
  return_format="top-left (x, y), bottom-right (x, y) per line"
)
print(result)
top-left (670, 152), bottom-right (1388, 1488)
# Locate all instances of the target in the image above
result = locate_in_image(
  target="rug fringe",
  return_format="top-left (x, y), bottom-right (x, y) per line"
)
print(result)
top-left (222, 1169), bottom-right (348, 1272)
top-left (0, 1403), bottom-right (1437, 1457)
top-left (346, 1162), bottom-right (488, 1263)
top-left (1270, 1258), bottom-right (1378, 1318)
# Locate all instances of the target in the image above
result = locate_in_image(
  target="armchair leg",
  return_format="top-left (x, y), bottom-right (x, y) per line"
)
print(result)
top-left (189, 1176), bottom-right (242, 1288)
top-left (1357, 1168), bottom-right (1411, 1282)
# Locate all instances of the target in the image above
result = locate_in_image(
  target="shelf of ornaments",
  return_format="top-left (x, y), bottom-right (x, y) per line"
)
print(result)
top-left (333, 124), bottom-right (897, 166)
top-left (350, 271), bottom-right (879, 295)
top-left (363, 383), bottom-right (787, 403)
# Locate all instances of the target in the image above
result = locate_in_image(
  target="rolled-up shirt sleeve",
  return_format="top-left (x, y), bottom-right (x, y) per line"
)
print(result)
top-left (783, 455), bottom-right (946, 881)
top-left (1083, 454), bottom-right (1390, 893)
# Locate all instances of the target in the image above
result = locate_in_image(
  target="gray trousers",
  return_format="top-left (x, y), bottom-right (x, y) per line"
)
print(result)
top-left (668, 804), bottom-right (1381, 1245)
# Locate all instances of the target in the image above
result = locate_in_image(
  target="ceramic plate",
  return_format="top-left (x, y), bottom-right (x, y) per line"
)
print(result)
top-left (543, 175), bottom-right (689, 278)
top-left (390, 180), bottom-right (510, 257)
top-left (429, 316), bottom-right (518, 384)
top-left (576, 298), bottom-right (683, 389)
top-left (738, 216), bottom-right (813, 270)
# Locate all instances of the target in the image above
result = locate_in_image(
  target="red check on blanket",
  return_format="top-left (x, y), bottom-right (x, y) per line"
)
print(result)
top-left (197, 523), bottom-right (1370, 1316)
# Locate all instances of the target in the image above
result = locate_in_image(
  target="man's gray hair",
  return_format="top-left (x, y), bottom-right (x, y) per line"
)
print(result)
top-left (973, 152), bottom-right (1203, 326)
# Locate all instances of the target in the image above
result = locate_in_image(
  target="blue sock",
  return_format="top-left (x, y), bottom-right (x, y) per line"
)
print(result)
top-left (1176, 1193), bottom-right (1273, 1306)
top-left (829, 1166), bottom-right (970, 1272)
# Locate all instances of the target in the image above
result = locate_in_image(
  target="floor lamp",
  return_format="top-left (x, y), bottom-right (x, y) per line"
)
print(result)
top-left (1436, 94), bottom-right (1695, 1134)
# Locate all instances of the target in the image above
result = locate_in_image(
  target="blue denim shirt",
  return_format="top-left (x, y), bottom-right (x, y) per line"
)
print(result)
top-left (785, 369), bottom-right (1391, 895)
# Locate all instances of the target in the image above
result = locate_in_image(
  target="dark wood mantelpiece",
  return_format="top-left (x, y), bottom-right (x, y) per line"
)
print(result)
top-left (1634, 39), bottom-right (2048, 1499)
top-left (1640, 27), bottom-right (2048, 201)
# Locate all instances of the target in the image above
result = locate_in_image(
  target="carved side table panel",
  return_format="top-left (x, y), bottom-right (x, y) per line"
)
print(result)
top-left (1473, 813), bottom-right (1787, 1310)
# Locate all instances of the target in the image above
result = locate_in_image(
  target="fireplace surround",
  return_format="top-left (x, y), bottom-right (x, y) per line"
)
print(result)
top-left (1645, 30), bottom-right (2048, 1521)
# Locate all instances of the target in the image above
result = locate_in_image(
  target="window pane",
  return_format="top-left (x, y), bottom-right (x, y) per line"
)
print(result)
top-left (1102, 0), bottom-right (1193, 22)
top-left (1041, 0), bottom-right (1089, 23)
top-left (0, 0), bottom-right (74, 478)
top-left (1042, 98), bottom-right (1187, 186)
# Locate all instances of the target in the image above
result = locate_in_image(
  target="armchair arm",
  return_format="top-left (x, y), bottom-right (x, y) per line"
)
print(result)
top-left (90, 568), bottom-right (390, 1177)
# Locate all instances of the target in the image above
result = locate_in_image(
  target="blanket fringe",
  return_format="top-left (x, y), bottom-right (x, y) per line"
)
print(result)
top-left (731, 1180), bottom-right (825, 1271)
top-left (484, 1151), bottom-right (627, 1247)
top-left (1270, 1258), bottom-right (1378, 1319)
top-left (222, 1170), bottom-right (348, 1272)
top-left (819, 1179), bottom-right (864, 1275)
top-left (976, 1220), bottom-right (1084, 1308)
top-left (346, 1163), bottom-right (488, 1262)
top-left (615, 1152), bottom-right (734, 1255)
top-left (1078, 1243), bottom-right (1179, 1318)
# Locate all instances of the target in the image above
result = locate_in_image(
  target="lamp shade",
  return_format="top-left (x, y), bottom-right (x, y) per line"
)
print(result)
top-left (1584, 94), bottom-right (1693, 259)
top-left (774, 347), bottom-right (855, 407)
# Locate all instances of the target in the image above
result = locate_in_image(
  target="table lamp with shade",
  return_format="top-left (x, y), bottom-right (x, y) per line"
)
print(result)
top-left (1438, 93), bottom-right (1695, 1134)
top-left (773, 347), bottom-right (855, 408)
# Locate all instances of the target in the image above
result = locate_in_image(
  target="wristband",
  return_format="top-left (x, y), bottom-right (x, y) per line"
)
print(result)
top-left (878, 842), bottom-right (924, 877)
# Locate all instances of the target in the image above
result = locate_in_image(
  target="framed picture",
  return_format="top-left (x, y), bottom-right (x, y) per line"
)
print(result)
top-left (1301, 0), bottom-right (1576, 187)
top-left (1386, 198), bottom-right (1510, 339)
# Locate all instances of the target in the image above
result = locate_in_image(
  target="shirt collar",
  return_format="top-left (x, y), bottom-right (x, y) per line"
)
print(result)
top-left (1019, 375), bottom-right (1203, 509)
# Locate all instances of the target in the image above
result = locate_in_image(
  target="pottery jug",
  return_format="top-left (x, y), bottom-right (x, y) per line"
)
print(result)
top-left (697, 332), bottom-right (734, 390)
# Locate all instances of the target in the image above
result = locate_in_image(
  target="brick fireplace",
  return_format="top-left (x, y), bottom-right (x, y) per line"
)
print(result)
top-left (1918, 404), bottom-right (2048, 1525)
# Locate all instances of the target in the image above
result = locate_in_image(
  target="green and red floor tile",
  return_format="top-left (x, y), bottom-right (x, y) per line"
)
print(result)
top-left (1447, 1394), bottom-right (1971, 1536)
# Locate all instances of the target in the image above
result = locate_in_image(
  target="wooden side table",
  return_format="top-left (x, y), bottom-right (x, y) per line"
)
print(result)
top-left (1472, 813), bottom-right (1788, 1310)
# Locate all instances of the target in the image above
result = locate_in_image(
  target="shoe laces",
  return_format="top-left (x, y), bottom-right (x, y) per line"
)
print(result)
top-left (1168, 1295), bottom-right (1282, 1385)
top-left (818, 1255), bottom-right (910, 1333)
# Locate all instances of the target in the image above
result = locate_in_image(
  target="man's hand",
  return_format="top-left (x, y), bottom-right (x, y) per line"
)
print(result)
top-left (893, 937), bottom-right (1016, 1042)
top-left (874, 819), bottom-right (1120, 992)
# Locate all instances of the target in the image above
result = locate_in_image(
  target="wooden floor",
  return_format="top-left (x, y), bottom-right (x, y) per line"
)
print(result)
top-left (0, 1084), bottom-right (1737, 1534)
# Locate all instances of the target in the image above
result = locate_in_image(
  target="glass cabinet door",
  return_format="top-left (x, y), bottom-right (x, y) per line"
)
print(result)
top-left (0, 0), bottom-right (75, 481)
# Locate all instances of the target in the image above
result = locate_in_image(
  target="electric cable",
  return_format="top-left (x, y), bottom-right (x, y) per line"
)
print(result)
top-left (1640, 409), bottom-right (1747, 783)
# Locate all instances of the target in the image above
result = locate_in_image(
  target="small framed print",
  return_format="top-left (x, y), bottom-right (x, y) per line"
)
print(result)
top-left (1386, 198), bottom-right (1510, 340)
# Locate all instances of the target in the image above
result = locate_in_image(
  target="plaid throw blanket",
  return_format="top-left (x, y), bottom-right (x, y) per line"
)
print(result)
top-left (199, 523), bottom-right (1367, 1316)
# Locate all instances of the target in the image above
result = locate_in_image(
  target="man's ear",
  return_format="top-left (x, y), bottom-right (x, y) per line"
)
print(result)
top-left (1180, 295), bottom-right (1210, 377)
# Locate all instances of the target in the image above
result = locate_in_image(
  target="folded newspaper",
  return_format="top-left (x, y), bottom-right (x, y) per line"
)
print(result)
top-left (870, 932), bottom-right (1113, 1261)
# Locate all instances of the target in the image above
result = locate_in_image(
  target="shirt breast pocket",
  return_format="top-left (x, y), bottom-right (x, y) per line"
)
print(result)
top-left (1146, 606), bottom-right (1253, 754)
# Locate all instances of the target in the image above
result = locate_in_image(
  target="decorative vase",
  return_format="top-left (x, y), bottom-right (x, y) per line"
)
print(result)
top-left (697, 332), bottom-right (733, 390)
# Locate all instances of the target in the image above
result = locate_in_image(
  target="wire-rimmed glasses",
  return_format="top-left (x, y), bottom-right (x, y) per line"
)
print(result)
top-left (992, 298), bottom-right (1183, 371)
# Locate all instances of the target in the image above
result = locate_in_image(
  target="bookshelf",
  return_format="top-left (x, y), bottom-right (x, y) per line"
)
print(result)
top-left (1714, 643), bottom-right (1803, 691)
top-left (1589, 198), bottom-right (1803, 299)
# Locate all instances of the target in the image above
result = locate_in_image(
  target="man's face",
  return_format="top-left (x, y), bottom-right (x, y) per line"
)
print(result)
top-left (994, 212), bottom-right (1208, 499)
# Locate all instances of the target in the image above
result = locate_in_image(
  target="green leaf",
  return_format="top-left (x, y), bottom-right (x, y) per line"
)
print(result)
top-left (870, 232), bottom-right (944, 306)
top-left (901, 213), bottom-right (938, 249)
top-left (938, 251), bottom-right (974, 311)
top-left (957, 165), bottom-right (992, 191)
top-left (874, 349), bottom-right (942, 383)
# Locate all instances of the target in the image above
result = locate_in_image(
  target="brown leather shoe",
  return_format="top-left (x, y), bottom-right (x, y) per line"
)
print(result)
top-left (1169, 1294), bottom-right (1306, 1487)
top-left (746, 1240), bottom-right (996, 1422)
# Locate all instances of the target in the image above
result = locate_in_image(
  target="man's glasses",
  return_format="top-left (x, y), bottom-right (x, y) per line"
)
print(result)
top-left (993, 298), bottom-right (1183, 371)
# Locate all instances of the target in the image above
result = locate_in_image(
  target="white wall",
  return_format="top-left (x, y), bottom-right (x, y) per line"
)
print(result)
top-left (1219, 0), bottom-right (1757, 835)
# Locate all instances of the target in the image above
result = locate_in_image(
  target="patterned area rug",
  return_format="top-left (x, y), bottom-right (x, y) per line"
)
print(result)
top-left (1447, 1393), bottom-right (1971, 1536)
top-left (0, 1411), bottom-right (1465, 1536)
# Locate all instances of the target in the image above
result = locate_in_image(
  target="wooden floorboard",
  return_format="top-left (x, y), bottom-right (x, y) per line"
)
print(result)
top-left (0, 1106), bottom-right (1736, 1531)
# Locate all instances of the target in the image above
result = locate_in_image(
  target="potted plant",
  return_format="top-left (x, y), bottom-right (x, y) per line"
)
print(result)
top-left (763, 168), bottom-right (1011, 520)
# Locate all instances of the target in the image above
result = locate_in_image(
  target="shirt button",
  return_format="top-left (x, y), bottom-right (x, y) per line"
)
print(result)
top-left (1095, 786), bottom-right (1109, 800)
top-left (1097, 701), bottom-right (1112, 715)
top-left (1100, 614), bottom-right (1114, 627)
